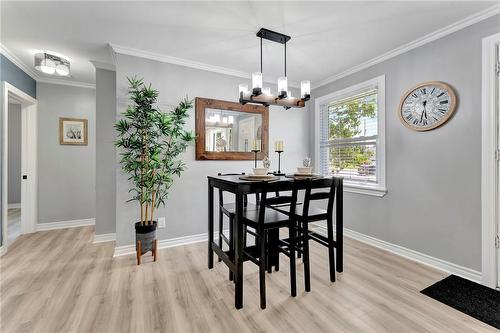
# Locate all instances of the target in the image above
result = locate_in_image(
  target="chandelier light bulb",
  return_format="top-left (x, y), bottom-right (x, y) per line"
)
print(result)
top-left (56, 64), bottom-right (70, 76)
top-left (252, 72), bottom-right (262, 95)
top-left (278, 76), bottom-right (288, 98)
top-left (40, 64), bottom-right (56, 74)
top-left (301, 80), bottom-right (311, 99)
top-left (37, 56), bottom-right (56, 74)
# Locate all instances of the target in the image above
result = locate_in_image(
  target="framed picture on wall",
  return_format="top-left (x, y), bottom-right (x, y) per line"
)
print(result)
top-left (59, 117), bottom-right (88, 146)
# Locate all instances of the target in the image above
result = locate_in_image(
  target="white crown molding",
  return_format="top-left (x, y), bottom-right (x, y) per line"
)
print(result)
top-left (37, 77), bottom-right (96, 89)
top-left (36, 218), bottom-right (95, 231)
top-left (312, 4), bottom-right (500, 89)
top-left (109, 43), bottom-right (300, 88)
top-left (0, 44), bottom-right (39, 80)
top-left (90, 60), bottom-right (115, 72)
top-left (312, 222), bottom-right (482, 284)
top-left (94, 232), bottom-right (116, 243)
top-left (1, 43), bottom-right (96, 89)
top-left (107, 43), bottom-right (117, 69)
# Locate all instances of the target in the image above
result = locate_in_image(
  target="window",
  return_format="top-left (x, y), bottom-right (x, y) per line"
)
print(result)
top-left (315, 75), bottom-right (386, 196)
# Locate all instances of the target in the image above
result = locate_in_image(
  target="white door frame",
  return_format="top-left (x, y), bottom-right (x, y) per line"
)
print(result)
top-left (2, 82), bottom-right (38, 252)
top-left (481, 32), bottom-right (500, 288)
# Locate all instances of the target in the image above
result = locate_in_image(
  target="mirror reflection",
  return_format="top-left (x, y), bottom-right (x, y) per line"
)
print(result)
top-left (205, 108), bottom-right (262, 152)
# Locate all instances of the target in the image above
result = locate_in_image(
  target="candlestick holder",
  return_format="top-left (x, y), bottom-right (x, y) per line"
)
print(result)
top-left (273, 150), bottom-right (285, 176)
top-left (251, 149), bottom-right (260, 168)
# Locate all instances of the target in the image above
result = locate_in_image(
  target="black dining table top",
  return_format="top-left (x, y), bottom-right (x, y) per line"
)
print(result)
top-left (207, 174), bottom-right (330, 183)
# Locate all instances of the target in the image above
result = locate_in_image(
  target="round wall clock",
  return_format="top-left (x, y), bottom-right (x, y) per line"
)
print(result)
top-left (398, 81), bottom-right (457, 131)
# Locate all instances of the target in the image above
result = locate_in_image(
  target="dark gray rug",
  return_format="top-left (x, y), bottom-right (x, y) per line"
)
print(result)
top-left (421, 275), bottom-right (500, 329)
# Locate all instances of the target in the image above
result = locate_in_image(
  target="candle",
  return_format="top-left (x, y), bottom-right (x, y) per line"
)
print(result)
top-left (252, 140), bottom-right (260, 151)
top-left (275, 140), bottom-right (284, 152)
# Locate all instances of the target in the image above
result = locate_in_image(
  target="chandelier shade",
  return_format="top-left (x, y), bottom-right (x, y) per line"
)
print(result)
top-left (252, 72), bottom-right (263, 94)
top-left (277, 77), bottom-right (288, 98)
top-left (301, 80), bottom-right (311, 99)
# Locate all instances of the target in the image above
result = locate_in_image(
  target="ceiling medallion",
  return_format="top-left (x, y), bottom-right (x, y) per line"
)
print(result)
top-left (239, 28), bottom-right (310, 110)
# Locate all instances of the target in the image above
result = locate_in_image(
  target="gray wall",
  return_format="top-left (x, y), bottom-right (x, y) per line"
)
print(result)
top-left (95, 68), bottom-right (116, 235)
top-left (0, 54), bottom-right (36, 246)
top-left (114, 54), bottom-right (309, 246)
top-left (8, 103), bottom-right (21, 204)
top-left (310, 14), bottom-right (500, 271)
top-left (37, 83), bottom-right (96, 223)
top-left (0, 55), bottom-right (37, 98)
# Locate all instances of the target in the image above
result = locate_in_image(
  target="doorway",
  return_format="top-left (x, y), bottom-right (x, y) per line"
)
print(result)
top-left (7, 100), bottom-right (22, 244)
top-left (1, 82), bottom-right (38, 252)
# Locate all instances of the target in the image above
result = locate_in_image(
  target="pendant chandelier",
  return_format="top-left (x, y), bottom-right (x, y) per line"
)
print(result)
top-left (239, 28), bottom-right (310, 110)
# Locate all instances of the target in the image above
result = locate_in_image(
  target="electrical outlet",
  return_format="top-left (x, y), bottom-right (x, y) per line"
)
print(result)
top-left (158, 217), bottom-right (166, 228)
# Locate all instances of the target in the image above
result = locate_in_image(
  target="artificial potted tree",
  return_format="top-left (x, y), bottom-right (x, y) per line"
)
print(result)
top-left (115, 76), bottom-right (195, 265)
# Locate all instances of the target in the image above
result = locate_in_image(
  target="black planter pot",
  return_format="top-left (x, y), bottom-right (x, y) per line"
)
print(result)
top-left (135, 221), bottom-right (157, 256)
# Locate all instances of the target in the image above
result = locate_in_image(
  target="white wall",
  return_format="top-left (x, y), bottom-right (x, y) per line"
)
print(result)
top-left (8, 103), bottom-right (21, 204)
top-left (114, 54), bottom-right (309, 246)
top-left (310, 14), bottom-right (500, 271)
top-left (37, 83), bottom-right (96, 224)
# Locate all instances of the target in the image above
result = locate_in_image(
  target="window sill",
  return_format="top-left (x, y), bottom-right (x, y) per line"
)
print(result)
top-left (343, 183), bottom-right (387, 197)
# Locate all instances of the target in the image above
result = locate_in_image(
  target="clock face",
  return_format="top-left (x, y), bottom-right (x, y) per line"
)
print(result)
top-left (399, 82), bottom-right (456, 131)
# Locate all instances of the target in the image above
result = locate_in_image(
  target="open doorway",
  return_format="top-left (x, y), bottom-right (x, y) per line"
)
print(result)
top-left (1, 82), bottom-right (38, 252)
top-left (7, 100), bottom-right (22, 244)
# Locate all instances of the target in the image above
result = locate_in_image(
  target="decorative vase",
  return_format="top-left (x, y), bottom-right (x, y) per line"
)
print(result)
top-left (262, 156), bottom-right (271, 169)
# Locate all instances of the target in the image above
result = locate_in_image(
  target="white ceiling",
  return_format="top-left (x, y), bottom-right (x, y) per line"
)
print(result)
top-left (1, 1), bottom-right (497, 86)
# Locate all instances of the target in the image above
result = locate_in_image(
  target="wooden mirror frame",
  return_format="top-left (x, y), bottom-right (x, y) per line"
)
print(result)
top-left (195, 97), bottom-right (269, 160)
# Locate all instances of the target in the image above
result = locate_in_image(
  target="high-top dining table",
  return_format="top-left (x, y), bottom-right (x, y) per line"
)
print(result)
top-left (207, 174), bottom-right (343, 309)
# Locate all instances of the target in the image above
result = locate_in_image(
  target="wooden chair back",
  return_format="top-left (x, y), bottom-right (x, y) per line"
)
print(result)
top-left (301, 177), bottom-right (341, 219)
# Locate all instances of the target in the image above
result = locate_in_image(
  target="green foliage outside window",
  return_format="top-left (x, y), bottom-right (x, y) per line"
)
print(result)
top-left (328, 94), bottom-right (377, 172)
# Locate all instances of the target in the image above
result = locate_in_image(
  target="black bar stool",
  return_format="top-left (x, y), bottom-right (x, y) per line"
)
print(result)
top-left (241, 181), bottom-right (300, 309)
top-left (217, 173), bottom-right (257, 280)
top-left (271, 177), bottom-right (342, 291)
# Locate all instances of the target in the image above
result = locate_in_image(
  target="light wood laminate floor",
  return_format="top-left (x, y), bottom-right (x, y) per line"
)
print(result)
top-left (1, 226), bottom-right (496, 333)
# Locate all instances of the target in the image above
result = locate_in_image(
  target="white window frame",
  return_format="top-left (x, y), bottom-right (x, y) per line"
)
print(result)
top-left (315, 75), bottom-right (386, 197)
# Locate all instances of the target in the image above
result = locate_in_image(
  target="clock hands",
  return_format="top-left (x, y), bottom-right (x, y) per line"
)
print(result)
top-left (420, 100), bottom-right (428, 124)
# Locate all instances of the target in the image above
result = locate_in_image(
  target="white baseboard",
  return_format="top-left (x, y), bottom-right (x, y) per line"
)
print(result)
top-left (312, 222), bottom-right (482, 284)
top-left (93, 233), bottom-right (116, 243)
top-left (0, 244), bottom-right (6, 256)
top-left (36, 218), bottom-right (95, 231)
top-left (113, 231), bottom-right (219, 257)
top-left (8, 203), bottom-right (21, 209)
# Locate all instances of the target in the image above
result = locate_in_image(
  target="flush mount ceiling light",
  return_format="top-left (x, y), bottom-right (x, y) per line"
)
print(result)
top-left (34, 52), bottom-right (70, 76)
top-left (239, 28), bottom-right (310, 110)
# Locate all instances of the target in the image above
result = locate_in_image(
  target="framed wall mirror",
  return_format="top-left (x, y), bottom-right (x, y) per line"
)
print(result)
top-left (195, 97), bottom-right (268, 160)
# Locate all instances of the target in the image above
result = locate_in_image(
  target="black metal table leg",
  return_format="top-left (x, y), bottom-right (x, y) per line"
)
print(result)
top-left (208, 181), bottom-right (214, 269)
top-left (234, 192), bottom-right (244, 309)
top-left (335, 178), bottom-right (343, 273)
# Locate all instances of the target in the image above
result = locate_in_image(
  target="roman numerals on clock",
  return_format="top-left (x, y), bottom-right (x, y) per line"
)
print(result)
top-left (399, 82), bottom-right (456, 131)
